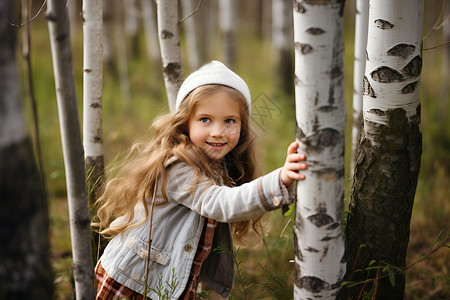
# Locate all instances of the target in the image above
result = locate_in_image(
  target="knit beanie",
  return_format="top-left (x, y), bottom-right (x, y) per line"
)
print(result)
top-left (175, 60), bottom-right (251, 114)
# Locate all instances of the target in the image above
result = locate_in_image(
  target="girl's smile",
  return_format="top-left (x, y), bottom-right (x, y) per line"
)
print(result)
top-left (188, 91), bottom-right (242, 160)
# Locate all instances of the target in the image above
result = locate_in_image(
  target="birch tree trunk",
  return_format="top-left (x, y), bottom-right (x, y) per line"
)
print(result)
top-left (46, 0), bottom-right (95, 299)
top-left (350, 0), bottom-right (369, 178)
top-left (0, 1), bottom-right (53, 297)
top-left (141, 0), bottom-right (160, 62)
top-left (124, 0), bottom-right (140, 56)
top-left (440, 2), bottom-right (449, 119)
top-left (115, 0), bottom-right (131, 106)
top-left (181, 0), bottom-right (200, 69)
top-left (156, 0), bottom-right (183, 111)
top-left (293, 1), bottom-right (346, 299)
top-left (219, 0), bottom-right (236, 68)
top-left (82, 0), bottom-right (106, 261)
top-left (272, 0), bottom-right (293, 95)
top-left (345, 1), bottom-right (424, 298)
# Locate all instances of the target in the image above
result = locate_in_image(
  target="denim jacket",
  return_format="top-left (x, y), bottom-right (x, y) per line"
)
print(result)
top-left (99, 159), bottom-right (294, 299)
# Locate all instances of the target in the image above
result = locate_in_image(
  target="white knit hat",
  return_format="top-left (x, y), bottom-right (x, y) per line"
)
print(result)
top-left (176, 60), bottom-right (251, 114)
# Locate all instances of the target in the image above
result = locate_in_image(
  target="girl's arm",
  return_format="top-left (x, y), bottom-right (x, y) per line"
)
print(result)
top-left (164, 142), bottom-right (307, 222)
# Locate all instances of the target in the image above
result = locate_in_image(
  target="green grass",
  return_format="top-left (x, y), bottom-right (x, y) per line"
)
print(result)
top-left (17, 7), bottom-right (450, 299)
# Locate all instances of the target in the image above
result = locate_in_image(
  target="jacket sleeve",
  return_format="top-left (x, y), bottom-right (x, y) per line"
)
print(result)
top-left (164, 162), bottom-right (295, 222)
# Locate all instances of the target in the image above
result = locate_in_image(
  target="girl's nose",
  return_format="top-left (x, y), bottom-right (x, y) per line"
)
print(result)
top-left (210, 124), bottom-right (225, 137)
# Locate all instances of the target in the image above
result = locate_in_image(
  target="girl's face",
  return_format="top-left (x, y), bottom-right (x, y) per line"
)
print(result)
top-left (188, 91), bottom-right (242, 160)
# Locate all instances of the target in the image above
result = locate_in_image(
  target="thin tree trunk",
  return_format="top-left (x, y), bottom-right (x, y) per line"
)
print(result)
top-left (103, 0), bottom-right (116, 76)
top-left (219, 0), bottom-right (236, 68)
top-left (124, 0), bottom-right (140, 57)
top-left (156, 0), bottom-right (183, 111)
top-left (46, 0), bottom-right (95, 299)
top-left (141, 0), bottom-right (160, 63)
top-left (115, 0), bottom-right (132, 106)
top-left (440, 1), bottom-right (449, 119)
top-left (272, 0), bottom-right (293, 95)
top-left (350, 0), bottom-right (369, 179)
top-left (82, 0), bottom-right (106, 262)
top-left (293, 1), bottom-right (346, 299)
top-left (345, 0), bottom-right (424, 299)
top-left (0, 1), bottom-right (54, 298)
top-left (181, 0), bottom-right (200, 69)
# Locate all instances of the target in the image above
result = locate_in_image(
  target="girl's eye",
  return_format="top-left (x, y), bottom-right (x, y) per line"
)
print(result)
top-left (200, 118), bottom-right (210, 123)
top-left (225, 119), bottom-right (235, 125)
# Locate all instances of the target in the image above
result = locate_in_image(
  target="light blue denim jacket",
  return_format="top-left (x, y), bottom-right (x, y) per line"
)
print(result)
top-left (100, 159), bottom-right (294, 299)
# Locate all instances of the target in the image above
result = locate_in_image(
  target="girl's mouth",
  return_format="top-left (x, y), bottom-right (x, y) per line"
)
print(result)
top-left (206, 142), bottom-right (226, 147)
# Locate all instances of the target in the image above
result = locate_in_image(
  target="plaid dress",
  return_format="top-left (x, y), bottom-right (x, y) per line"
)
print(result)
top-left (95, 218), bottom-right (217, 300)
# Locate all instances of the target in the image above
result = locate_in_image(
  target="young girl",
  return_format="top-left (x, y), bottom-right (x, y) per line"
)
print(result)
top-left (93, 61), bottom-right (307, 299)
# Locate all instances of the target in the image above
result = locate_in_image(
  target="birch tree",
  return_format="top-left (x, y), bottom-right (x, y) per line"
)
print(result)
top-left (0, 0), bottom-right (53, 297)
top-left (272, 0), bottom-right (294, 95)
top-left (293, 1), bottom-right (346, 299)
top-left (82, 0), bottom-right (106, 261)
top-left (46, 0), bottom-right (95, 298)
top-left (141, 0), bottom-right (160, 62)
top-left (345, 1), bottom-right (424, 298)
top-left (156, 0), bottom-right (183, 111)
top-left (350, 0), bottom-right (369, 177)
top-left (181, 0), bottom-right (200, 69)
top-left (219, 0), bottom-right (236, 68)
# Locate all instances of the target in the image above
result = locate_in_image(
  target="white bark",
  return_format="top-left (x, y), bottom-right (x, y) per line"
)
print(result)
top-left (181, 0), bottom-right (200, 69)
top-left (293, 1), bottom-right (346, 299)
top-left (141, 0), bottom-right (160, 62)
top-left (82, 0), bottom-right (104, 163)
top-left (350, 0), bottom-right (369, 178)
top-left (219, 0), bottom-right (236, 68)
top-left (363, 0), bottom-right (423, 133)
top-left (46, 1), bottom-right (94, 299)
top-left (156, 0), bottom-right (183, 111)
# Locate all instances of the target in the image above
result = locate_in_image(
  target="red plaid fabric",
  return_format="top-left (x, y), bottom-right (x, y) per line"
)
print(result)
top-left (180, 218), bottom-right (218, 300)
top-left (95, 261), bottom-right (143, 300)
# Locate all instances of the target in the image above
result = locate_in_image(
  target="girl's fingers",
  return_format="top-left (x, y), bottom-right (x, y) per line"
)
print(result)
top-left (287, 141), bottom-right (299, 155)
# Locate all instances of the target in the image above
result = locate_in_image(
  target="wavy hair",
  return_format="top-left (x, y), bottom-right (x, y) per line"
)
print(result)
top-left (92, 85), bottom-right (259, 243)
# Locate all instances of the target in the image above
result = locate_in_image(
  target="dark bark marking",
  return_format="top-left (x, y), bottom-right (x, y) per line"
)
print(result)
top-left (294, 232), bottom-right (304, 261)
top-left (387, 44), bottom-right (415, 58)
top-left (308, 202), bottom-right (335, 227)
top-left (371, 66), bottom-right (404, 83)
top-left (331, 66), bottom-right (343, 79)
top-left (320, 246), bottom-right (329, 262)
top-left (363, 76), bottom-right (376, 98)
top-left (306, 27), bottom-right (325, 35)
top-left (401, 81), bottom-right (418, 94)
top-left (160, 30), bottom-right (174, 39)
top-left (402, 55), bottom-right (422, 77)
top-left (293, 0), bottom-right (307, 13)
top-left (318, 105), bottom-right (337, 112)
top-left (90, 102), bottom-right (101, 108)
top-left (92, 136), bottom-right (103, 143)
top-left (374, 19), bottom-right (394, 29)
top-left (297, 127), bottom-right (341, 153)
top-left (84, 68), bottom-right (92, 73)
top-left (326, 222), bottom-right (340, 230)
top-left (164, 62), bottom-right (182, 84)
top-left (294, 74), bottom-right (301, 86)
top-left (366, 50), bottom-right (369, 61)
top-left (368, 108), bottom-right (385, 116)
top-left (305, 247), bottom-right (320, 253)
top-left (45, 11), bottom-right (57, 22)
top-left (296, 276), bottom-right (329, 293)
top-left (295, 42), bottom-right (313, 55)
top-left (56, 33), bottom-right (67, 42)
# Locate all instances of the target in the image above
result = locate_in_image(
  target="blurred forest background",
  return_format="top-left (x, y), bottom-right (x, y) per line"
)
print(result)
top-left (10, 0), bottom-right (449, 299)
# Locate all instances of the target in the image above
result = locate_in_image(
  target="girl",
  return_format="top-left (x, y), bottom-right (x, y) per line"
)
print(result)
top-left (92, 61), bottom-right (307, 299)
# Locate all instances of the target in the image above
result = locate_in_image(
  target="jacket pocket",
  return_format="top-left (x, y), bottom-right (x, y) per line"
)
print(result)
top-left (116, 235), bottom-right (171, 284)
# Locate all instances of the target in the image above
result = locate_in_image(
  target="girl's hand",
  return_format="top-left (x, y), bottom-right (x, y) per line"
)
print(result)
top-left (280, 141), bottom-right (307, 187)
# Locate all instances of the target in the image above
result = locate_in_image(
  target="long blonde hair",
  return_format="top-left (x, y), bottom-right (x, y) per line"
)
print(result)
top-left (92, 85), bottom-right (259, 243)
